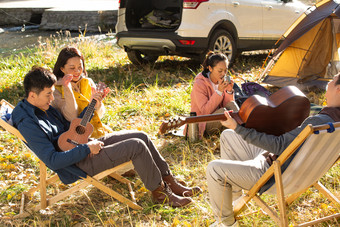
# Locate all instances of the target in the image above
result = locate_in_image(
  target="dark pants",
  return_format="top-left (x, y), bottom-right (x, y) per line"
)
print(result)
top-left (76, 130), bottom-right (170, 191)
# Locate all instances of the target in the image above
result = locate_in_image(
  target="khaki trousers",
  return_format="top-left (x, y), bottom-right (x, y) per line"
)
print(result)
top-left (205, 101), bottom-right (239, 135)
top-left (76, 130), bottom-right (170, 191)
top-left (206, 129), bottom-right (269, 225)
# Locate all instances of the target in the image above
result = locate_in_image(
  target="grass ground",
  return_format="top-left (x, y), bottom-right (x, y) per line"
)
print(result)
top-left (0, 33), bottom-right (339, 226)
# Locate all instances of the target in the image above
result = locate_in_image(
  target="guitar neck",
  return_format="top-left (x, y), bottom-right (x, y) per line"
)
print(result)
top-left (185, 111), bottom-right (243, 124)
top-left (159, 111), bottom-right (243, 135)
top-left (185, 113), bottom-right (227, 124)
top-left (80, 99), bottom-right (97, 126)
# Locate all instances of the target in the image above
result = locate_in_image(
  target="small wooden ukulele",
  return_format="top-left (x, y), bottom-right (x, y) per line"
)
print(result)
top-left (58, 82), bottom-right (107, 151)
top-left (159, 86), bottom-right (310, 136)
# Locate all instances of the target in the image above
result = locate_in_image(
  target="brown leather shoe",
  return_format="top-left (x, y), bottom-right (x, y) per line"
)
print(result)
top-left (162, 174), bottom-right (202, 197)
top-left (177, 179), bottom-right (187, 186)
top-left (152, 182), bottom-right (192, 207)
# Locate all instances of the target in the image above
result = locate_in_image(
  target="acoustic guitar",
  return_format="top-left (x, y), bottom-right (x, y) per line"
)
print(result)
top-left (58, 82), bottom-right (107, 151)
top-left (159, 86), bottom-right (310, 136)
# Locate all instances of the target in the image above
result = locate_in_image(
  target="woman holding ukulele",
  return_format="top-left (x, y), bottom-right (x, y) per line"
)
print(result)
top-left (52, 46), bottom-right (111, 139)
top-left (51, 46), bottom-right (202, 200)
top-left (190, 51), bottom-right (239, 138)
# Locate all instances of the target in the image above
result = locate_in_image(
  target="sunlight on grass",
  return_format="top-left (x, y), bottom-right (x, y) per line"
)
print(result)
top-left (0, 33), bottom-right (338, 226)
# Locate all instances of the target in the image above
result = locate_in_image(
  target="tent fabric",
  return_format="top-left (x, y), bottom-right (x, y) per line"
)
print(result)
top-left (297, 18), bottom-right (333, 82)
top-left (269, 19), bottom-right (333, 82)
top-left (274, 0), bottom-right (339, 57)
top-left (262, 0), bottom-right (340, 89)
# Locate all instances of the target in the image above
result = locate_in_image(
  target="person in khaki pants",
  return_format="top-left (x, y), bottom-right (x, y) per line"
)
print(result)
top-left (12, 66), bottom-right (202, 208)
top-left (206, 74), bottom-right (340, 226)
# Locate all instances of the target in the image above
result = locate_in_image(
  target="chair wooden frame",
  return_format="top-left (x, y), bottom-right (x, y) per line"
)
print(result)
top-left (233, 122), bottom-right (340, 226)
top-left (0, 99), bottom-right (142, 217)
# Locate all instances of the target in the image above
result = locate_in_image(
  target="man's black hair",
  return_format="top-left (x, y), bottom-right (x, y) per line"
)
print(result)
top-left (24, 66), bottom-right (56, 98)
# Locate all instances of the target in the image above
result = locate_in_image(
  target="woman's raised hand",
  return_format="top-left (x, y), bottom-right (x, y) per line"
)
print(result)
top-left (91, 87), bottom-right (104, 109)
top-left (61, 74), bottom-right (73, 87)
top-left (226, 79), bottom-right (234, 93)
top-left (102, 87), bottom-right (111, 99)
top-left (218, 76), bottom-right (234, 93)
top-left (90, 83), bottom-right (111, 109)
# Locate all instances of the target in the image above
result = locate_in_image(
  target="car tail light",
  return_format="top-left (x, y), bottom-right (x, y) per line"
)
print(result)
top-left (118, 0), bottom-right (125, 9)
top-left (179, 40), bottom-right (196, 45)
top-left (183, 0), bottom-right (209, 9)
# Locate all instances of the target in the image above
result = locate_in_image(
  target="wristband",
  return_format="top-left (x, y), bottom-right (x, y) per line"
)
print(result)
top-left (226, 89), bottom-right (234, 94)
top-left (216, 90), bottom-right (223, 96)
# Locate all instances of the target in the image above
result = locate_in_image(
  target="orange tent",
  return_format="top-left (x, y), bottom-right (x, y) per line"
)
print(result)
top-left (262, 0), bottom-right (340, 90)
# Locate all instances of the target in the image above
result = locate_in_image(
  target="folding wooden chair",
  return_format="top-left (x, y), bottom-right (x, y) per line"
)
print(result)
top-left (0, 99), bottom-right (142, 217)
top-left (234, 121), bottom-right (340, 227)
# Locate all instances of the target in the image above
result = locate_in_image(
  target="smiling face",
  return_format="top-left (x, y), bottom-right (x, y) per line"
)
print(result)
top-left (208, 60), bottom-right (228, 84)
top-left (28, 86), bottom-right (55, 111)
top-left (60, 56), bottom-right (84, 82)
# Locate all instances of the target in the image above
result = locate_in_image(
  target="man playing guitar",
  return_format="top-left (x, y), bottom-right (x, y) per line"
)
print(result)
top-left (206, 74), bottom-right (340, 226)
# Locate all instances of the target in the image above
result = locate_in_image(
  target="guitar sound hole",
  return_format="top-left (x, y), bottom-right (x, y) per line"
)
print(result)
top-left (75, 126), bottom-right (86, 135)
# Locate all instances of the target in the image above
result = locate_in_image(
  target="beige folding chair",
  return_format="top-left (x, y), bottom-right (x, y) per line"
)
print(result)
top-left (0, 99), bottom-right (142, 217)
top-left (233, 121), bottom-right (340, 227)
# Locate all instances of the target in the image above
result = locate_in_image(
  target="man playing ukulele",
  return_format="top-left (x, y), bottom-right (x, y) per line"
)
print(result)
top-left (12, 67), bottom-right (202, 208)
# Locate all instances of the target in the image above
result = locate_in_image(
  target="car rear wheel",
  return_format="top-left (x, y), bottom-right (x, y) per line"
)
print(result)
top-left (208, 29), bottom-right (237, 66)
top-left (126, 50), bottom-right (159, 65)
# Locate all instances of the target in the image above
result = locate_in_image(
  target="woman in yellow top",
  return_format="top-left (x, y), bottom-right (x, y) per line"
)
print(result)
top-left (52, 46), bottom-right (110, 138)
top-left (51, 47), bottom-right (202, 196)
